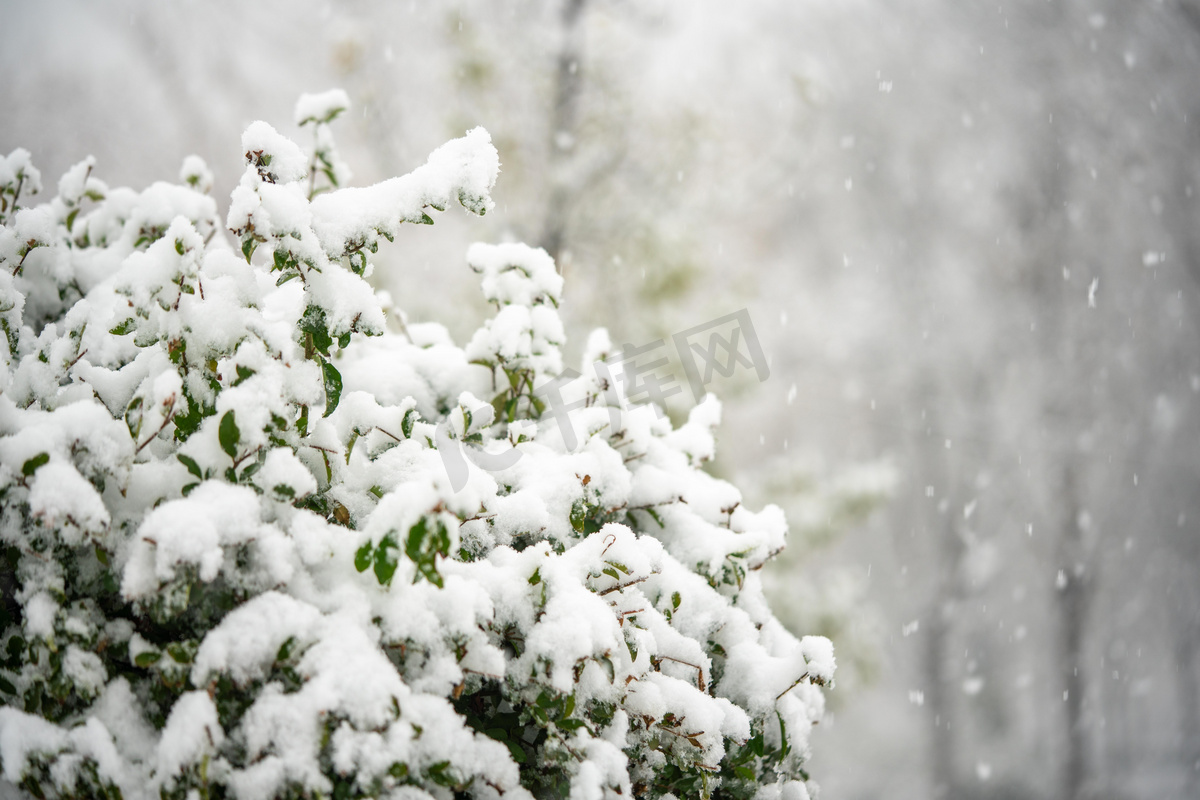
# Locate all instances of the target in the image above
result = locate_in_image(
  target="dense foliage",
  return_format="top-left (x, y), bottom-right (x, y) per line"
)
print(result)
top-left (0, 91), bottom-right (831, 800)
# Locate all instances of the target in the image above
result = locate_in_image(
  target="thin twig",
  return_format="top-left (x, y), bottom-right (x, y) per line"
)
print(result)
top-left (598, 575), bottom-right (650, 596)
top-left (12, 246), bottom-right (33, 277)
top-left (135, 411), bottom-right (176, 454)
top-left (775, 671), bottom-right (809, 701)
top-left (66, 348), bottom-right (89, 371)
top-left (232, 445), bottom-right (262, 469)
top-left (461, 667), bottom-right (504, 681)
top-left (616, 608), bottom-right (645, 624)
top-left (654, 654), bottom-right (707, 692)
top-left (600, 532), bottom-right (617, 556)
top-left (374, 425), bottom-right (402, 443)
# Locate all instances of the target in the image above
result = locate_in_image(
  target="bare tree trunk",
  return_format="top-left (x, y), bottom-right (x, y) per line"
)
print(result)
top-left (540, 0), bottom-right (589, 268)
top-left (1170, 580), bottom-right (1200, 796)
top-left (917, 395), bottom-right (965, 798)
top-left (926, 585), bottom-right (957, 797)
top-left (1055, 465), bottom-right (1090, 800)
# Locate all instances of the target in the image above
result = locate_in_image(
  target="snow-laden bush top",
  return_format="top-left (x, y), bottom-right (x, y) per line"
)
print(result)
top-left (0, 91), bottom-right (832, 800)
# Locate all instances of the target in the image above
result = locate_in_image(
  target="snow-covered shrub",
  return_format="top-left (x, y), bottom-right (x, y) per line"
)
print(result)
top-left (0, 91), bottom-right (832, 800)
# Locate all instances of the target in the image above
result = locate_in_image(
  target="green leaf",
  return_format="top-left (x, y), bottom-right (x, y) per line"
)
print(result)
top-left (174, 239), bottom-right (185, 255)
top-left (528, 568), bottom-right (541, 586)
top-left (404, 517), bottom-right (448, 588)
top-left (427, 761), bottom-right (456, 788)
top-left (354, 541), bottom-right (373, 573)
top-left (21, 453), bottom-right (49, 477)
top-left (373, 532), bottom-right (399, 586)
top-left (134, 651), bottom-right (161, 668)
top-left (173, 382), bottom-right (214, 443)
top-left (320, 359), bottom-right (342, 417)
top-left (672, 591), bottom-right (682, 610)
top-left (402, 408), bottom-right (417, 439)
top-left (108, 318), bottom-right (136, 336)
top-left (176, 454), bottom-right (203, 480)
top-left (276, 636), bottom-right (297, 663)
top-left (218, 411), bottom-right (240, 458)
top-left (241, 237), bottom-right (256, 263)
top-left (603, 654), bottom-right (618, 683)
top-left (485, 727), bottom-right (508, 742)
top-left (405, 518), bottom-right (427, 558)
top-left (506, 741), bottom-right (526, 763)
top-left (166, 642), bottom-right (192, 664)
top-left (182, 482), bottom-right (199, 497)
top-left (602, 567), bottom-right (620, 581)
top-left (570, 499), bottom-right (587, 533)
top-left (300, 305), bottom-right (334, 356)
top-left (233, 365), bottom-right (256, 387)
top-left (125, 396), bottom-right (143, 438)
top-left (490, 391), bottom-right (509, 422)
top-left (65, 207), bottom-right (79, 232)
